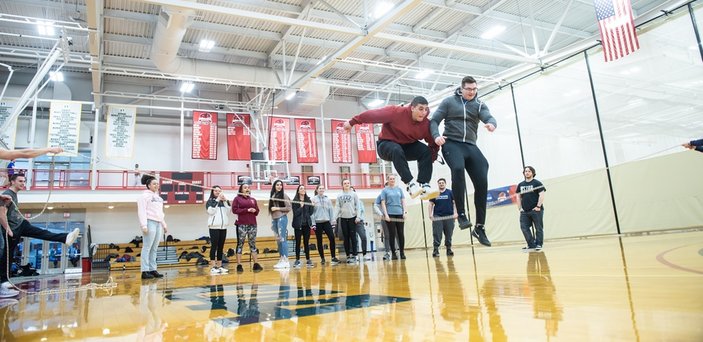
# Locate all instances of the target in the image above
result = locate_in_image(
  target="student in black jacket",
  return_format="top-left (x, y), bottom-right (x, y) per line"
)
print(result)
top-left (291, 185), bottom-right (315, 268)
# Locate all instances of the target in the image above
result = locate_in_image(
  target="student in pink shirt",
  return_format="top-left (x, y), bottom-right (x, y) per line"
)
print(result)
top-left (137, 174), bottom-right (168, 280)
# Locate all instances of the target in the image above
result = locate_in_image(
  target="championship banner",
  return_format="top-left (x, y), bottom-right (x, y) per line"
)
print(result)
top-left (105, 105), bottom-right (136, 158)
top-left (0, 100), bottom-right (18, 149)
top-left (294, 118), bottom-right (318, 163)
top-left (48, 100), bottom-right (82, 156)
top-left (331, 119), bottom-right (352, 163)
top-left (226, 113), bottom-right (251, 161)
top-left (268, 116), bottom-right (290, 162)
top-left (192, 111), bottom-right (218, 160)
top-left (355, 123), bottom-right (377, 163)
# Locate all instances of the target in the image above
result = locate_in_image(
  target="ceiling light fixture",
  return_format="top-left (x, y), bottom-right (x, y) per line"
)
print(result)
top-left (415, 69), bottom-right (434, 80)
top-left (285, 90), bottom-right (297, 100)
top-left (372, 2), bottom-right (394, 19)
top-left (198, 39), bottom-right (215, 52)
top-left (368, 98), bottom-right (384, 108)
top-left (480, 25), bottom-right (506, 40)
top-left (180, 82), bottom-right (195, 93)
top-left (37, 21), bottom-right (55, 36)
top-left (49, 71), bottom-right (64, 82)
top-left (107, 205), bottom-right (115, 209)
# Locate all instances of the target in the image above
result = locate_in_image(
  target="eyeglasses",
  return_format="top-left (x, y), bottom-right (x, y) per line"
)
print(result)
top-left (462, 87), bottom-right (478, 92)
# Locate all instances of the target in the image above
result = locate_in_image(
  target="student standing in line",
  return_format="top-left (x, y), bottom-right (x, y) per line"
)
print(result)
top-left (335, 179), bottom-right (361, 264)
top-left (232, 183), bottom-right (263, 273)
top-left (270, 180), bottom-right (292, 269)
top-left (428, 178), bottom-right (457, 257)
top-left (311, 185), bottom-right (339, 266)
top-left (291, 185), bottom-right (314, 268)
top-left (206, 185), bottom-right (231, 274)
top-left (516, 166), bottom-right (546, 251)
top-left (380, 174), bottom-right (406, 260)
top-left (137, 174), bottom-right (168, 280)
top-left (351, 186), bottom-right (370, 261)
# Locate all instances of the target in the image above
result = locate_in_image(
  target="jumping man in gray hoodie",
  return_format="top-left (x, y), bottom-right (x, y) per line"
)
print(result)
top-left (430, 76), bottom-right (497, 247)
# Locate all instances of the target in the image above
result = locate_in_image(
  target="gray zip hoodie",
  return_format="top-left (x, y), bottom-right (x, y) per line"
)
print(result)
top-left (430, 87), bottom-right (497, 145)
top-left (311, 194), bottom-right (335, 223)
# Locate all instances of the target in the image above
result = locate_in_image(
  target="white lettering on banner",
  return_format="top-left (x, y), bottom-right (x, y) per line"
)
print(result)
top-left (48, 101), bottom-right (82, 156)
top-left (106, 106), bottom-right (137, 158)
top-left (0, 100), bottom-right (18, 149)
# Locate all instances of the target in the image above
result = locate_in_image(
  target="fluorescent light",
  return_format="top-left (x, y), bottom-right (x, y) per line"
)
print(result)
top-left (480, 25), bottom-right (506, 40)
top-left (180, 82), bottom-right (195, 93)
top-left (47, 206), bottom-right (54, 210)
top-left (368, 99), bottom-right (384, 108)
top-left (107, 205), bottom-right (114, 209)
top-left (49, 71), bottom-right (64, 82)
top-left (372, 2), bottom-right (394, 19)
top-left (415, 69), bottom-right (434, 80)
top-left (285, 91), bottom-right (296, 100)
top-left (37, 21), bottom-right (55, 36)
top-left (316, 55), bottom-right (327, 65)
top-left (198, 39), bottom-right (215, 52)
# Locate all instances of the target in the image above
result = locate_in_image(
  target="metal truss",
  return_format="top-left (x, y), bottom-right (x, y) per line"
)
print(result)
top-left (99, 66), bottom-right (287, 90)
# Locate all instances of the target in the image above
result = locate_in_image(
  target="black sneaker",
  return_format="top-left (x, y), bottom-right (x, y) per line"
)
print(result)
top-left (535, 245), bottom-right (542, 251)
top-left (457, 213), bottom-right (473, 230)
top-left (150, 271), bottom-right (164, 278)
top-left (471, 225), bottom-right (491, 247)
top-left (320, 258), bottom-right (326, 265)
top-left (391, 253), bottom-right (398, 260)
top-left (446, 248), bottom-right (454, 256)
top-left (432, 249), bottom-right (439, 257)
top-left (141, 271), bottom-right (154, 280)
top-left (400, 254), bottom-right (406, 260)
top-left (252, 263), bottom-right (263, 272)
top-left (236, 264), bottom-right (244, 273)
top-left (330, 258), bottom-right (340, 266)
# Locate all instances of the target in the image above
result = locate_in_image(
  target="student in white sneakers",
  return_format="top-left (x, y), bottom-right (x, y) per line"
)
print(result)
top-left (206, 185), bottom-right (231, 274)
top-left (269, 180), bottom-right (292, 269)
top-left (0, 173), bottom-right (80, 297)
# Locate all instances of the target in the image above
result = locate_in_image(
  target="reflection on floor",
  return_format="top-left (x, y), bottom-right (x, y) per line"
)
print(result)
top-left (1, 230), bottom-right (702, 341)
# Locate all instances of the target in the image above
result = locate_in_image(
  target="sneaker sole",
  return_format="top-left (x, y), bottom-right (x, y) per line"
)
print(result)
top-left (421, 190), bottom-right (440, 200)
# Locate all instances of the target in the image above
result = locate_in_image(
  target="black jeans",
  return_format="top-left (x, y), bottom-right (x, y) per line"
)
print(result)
top-left (386, 215), bottom-right (405, 255)
top-left (441, 140), bottom-right (489, 225)
top-left (209, 228), bottom-right (227, 261)
top-left (294, 224), bottom-right (311, 260)
top-left (377, 140), bottom-right (433, 184)
top-left (339, 217), bottom-right (358, 257)
top-left (520, 210), bottom-right (544, 247)
top-left (1, 220), bottom-right (68, 283)
top-left (353, 222), bottom-right (368, 255)
top-left (314, 221), bottom-right (336, 260)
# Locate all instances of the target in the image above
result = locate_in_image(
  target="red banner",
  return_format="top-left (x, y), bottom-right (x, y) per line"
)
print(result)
top-left (268, 116), bottom-right (290, 162)
top-left (226, 113), bottom-right (251, 160)
top-left (355, 123), bottom-right (377, 163)
top-left (294, 118), bottom-right (318, 163)
top-left (192, 111), bottom-right (218, 160)
top-left (331, 119), bottom-right (352, 163)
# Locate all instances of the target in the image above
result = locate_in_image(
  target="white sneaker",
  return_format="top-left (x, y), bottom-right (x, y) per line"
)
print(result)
top-left (273, 260), bottom-right (285, 269)
top-left (218, 267), bottom-right (229, 274)
top-left (210, 267), bottom-right (220, 275)
top-left (420, 184), bottom-right (440, 200)
top-left (364, 254), bottom-right (372, 261)
top-left (407, 182), bottom-right (422, 199)
top-left (282, 260), bottom-right (290, 269)
top-left (0, 287), bottom-right (19, 298)
top-left (1, 282), bottom-right (13, 290)
top-left (65, 228), bottom-right (80, 245)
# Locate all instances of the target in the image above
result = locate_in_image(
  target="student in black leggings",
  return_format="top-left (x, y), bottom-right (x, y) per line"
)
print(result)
top-left (311, 185), bottom-right (339, 266)
top-left (206, 185), bottom-right (231, 274)
top-left (291, 185), bottom-right (314, 268)
top-left (430, 76), bottom-right (497, 247)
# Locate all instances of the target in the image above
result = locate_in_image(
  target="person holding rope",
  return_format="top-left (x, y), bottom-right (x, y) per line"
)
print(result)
top-left (232, 183), bottom-right (263, 273)
top-left (0, 173), bottom-right (80, 297)
top-left (344, 96), bottom-right (440, 200)
top-left (311, 185), bottom-right (340, 266)
top-left (205, 185), bottom-right (231, 275)
top-left (336, 179), bottom-right (361, 264)
top-left (137, 174), bottom-right (168, 280)
top-left (682, 138), bottom-right (703, 153)
top-left (428, 178), bottom-right (457, 257)
top-left (291, 185), bottom-right (314, 269)
top-left (380, 175), bottom-right (406, 260)
top-left (430, 76), bottom-right (497, 246)
top-left (269, 179), bottom-right (292, 269)
top-left (516, 166), bottom-right (546, 251)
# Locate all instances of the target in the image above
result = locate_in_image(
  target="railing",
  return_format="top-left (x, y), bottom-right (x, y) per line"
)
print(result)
top-left (18, 169), bottom-right (387, 191)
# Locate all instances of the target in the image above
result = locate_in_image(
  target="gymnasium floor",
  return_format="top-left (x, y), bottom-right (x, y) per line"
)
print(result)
top-left (1, 230), bottom-right (702, 341)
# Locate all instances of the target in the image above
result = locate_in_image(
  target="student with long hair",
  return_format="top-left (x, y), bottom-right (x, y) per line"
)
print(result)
top-left (335, 179), bottom-right (361, 264)
top-left (137, 174), bottom-right (168, 280)
top-left (291, 185), bottom-right (314, 268)
top-left (232, 183), bottom-right (263, 273)
top-left (269, 179), bottom-right (292, 269)
top-left (311, 185), bottom-right (339, 265)
top-left (206, 185), bottom-right (231, 274)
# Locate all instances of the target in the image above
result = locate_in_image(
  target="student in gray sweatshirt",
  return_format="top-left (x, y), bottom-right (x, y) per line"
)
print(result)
top-left (311, 185), bottom-right (339, 265)
top-left (430, 76), bottom-right (497, 247)
top-left (335, 179), bottom-right (361, 263)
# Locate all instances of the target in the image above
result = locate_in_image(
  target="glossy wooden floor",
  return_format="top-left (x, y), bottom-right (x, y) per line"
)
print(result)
top-left (2, 230), bottom-right (702, 341)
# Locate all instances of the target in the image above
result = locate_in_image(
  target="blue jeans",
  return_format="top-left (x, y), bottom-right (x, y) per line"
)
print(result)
top-left (141, 219), bottom-right (163, 272)
top-left (272, 216), bottom-right (289, 258)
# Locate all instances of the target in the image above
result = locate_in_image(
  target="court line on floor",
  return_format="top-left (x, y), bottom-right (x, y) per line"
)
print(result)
top-left (655, 243), bottom-right (703, 275)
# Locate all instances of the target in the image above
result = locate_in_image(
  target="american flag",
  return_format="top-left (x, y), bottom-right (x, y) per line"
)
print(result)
top-left (594, 0), bottom-right (640, 61)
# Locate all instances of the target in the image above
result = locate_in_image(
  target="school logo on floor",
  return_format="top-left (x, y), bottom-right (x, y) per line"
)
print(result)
top-left (166, 284), bottom-right (411, 327)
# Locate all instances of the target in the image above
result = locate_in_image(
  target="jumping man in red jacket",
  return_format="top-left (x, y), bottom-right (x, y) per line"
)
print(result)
top-left (344, 96), bottom-right (439, 200)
